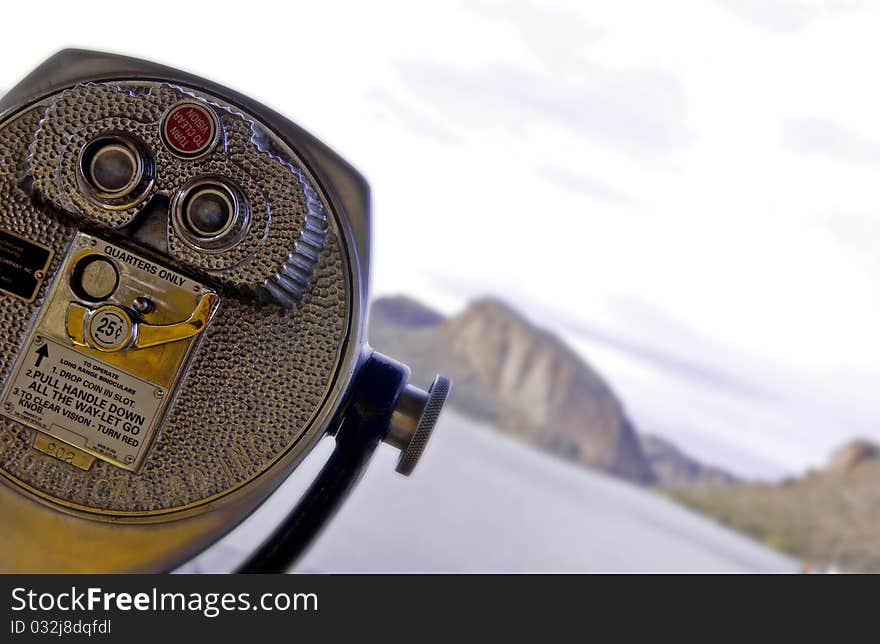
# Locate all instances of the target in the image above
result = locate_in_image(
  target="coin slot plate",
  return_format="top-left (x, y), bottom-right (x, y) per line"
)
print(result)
top-left (0, 232), bottom-right (220, 472)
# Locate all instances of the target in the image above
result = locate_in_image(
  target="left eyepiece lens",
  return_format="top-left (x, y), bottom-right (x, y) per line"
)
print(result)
top-left (78, 135), bottom-right (152, 206)
top-left (88, 143), bottom-right (139, 195)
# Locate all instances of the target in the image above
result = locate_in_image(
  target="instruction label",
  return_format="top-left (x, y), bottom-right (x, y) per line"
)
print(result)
top-left (1, 336), bottom-right (164, 468)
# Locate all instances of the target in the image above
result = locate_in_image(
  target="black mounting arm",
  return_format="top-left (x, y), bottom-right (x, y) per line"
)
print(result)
top-left (235, 351), bottom-right (409, 574)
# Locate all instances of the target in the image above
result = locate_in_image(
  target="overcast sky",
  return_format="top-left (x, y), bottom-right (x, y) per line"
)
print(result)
top-left (1, 0), bottom-right (878, 478)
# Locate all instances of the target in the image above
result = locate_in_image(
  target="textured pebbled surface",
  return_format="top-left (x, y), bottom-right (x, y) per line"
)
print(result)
top-left (28, 82), bottom-right (328, 303)
top-left (0, 84), bottom-right (350, 515)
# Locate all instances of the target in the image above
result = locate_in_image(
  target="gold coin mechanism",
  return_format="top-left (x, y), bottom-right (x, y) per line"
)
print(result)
top-left (86, 305), bottom-right (134, 351)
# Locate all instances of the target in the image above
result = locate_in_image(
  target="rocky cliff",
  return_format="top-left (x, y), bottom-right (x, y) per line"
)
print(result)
top-left (369, 296), bottom-right (656, 484)
top-left (640, 435), bottom-right (739, 487)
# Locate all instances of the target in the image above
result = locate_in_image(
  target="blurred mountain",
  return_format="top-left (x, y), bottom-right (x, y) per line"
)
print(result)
top-left (667, 438), bottom-right (880, 572)
top-left (824, 439), bottom-right (880, 474)
top-left (371, 296), bottom-right (446, 328)
top-left (640, 435), bottom-right (740, 487)
top-left (370, 295), bottom-right (658, 483)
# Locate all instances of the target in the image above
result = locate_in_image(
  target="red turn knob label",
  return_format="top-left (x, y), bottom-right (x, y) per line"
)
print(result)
top-left (161, 102), bottom-right (218, 157)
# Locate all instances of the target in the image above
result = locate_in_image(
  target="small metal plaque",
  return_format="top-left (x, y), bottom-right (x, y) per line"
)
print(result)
top-left (32, 431), bottom-right (96, 471)
top-left (0, 227), bottom-right (54, 302)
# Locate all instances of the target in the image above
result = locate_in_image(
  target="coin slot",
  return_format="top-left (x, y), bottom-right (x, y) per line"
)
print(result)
top-left (70, 255), bottom-right (119, 302)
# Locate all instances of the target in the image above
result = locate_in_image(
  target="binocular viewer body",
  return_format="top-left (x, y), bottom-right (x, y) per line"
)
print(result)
top-left (0, 50), bottom-right (448, 573)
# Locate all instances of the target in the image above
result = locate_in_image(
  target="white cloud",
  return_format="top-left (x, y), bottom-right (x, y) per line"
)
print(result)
top-left (391, 57), bottom-right (693, 159)
top-left (781, 117), bottom-right (880, 165)
top-left (717, 0), bottom-right (866, 33)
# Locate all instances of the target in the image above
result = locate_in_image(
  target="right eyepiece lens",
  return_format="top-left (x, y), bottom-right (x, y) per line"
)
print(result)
top-left (184, 188), bottom-right (234, 237)
top-left (173, 178), bottom-right (248, 252)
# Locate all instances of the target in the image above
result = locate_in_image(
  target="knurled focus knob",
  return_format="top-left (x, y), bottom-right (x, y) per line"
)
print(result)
top-left (384, 375), bottom-right (452, 476)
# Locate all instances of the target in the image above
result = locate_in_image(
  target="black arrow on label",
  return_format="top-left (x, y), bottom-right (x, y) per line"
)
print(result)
top-left (34, 344), bottom-right (49, 368)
